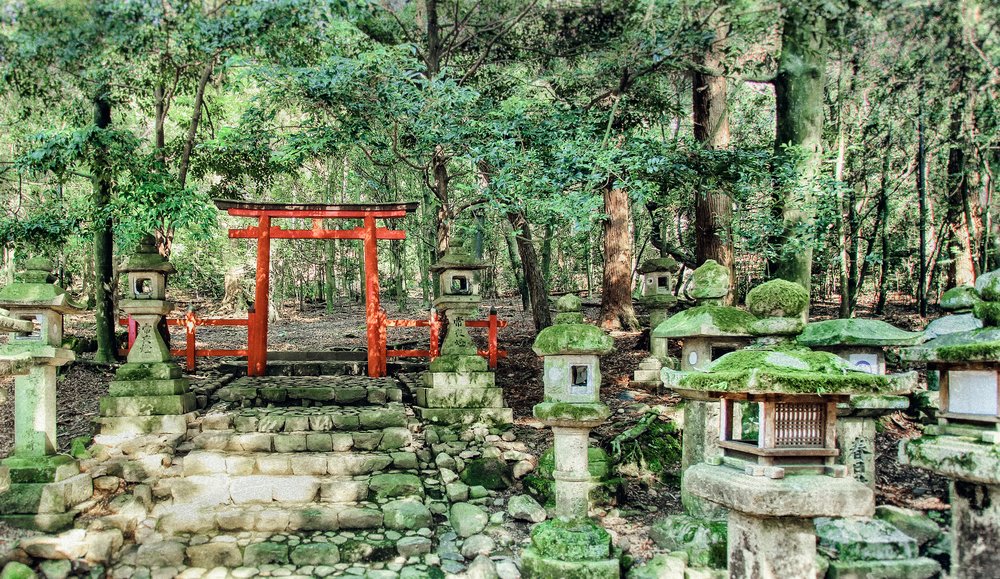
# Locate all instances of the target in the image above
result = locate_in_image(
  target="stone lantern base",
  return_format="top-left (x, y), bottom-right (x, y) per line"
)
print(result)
top-left (901, 435), bottom-right (1000, 578)
top-left (835, 394), bottom-right (909, 488)
top-left (684, 463), bottom-right (874, 578)
top-left (0, 455), bottom-right (92, 532)
top-left (521, 518), bottom-right (621, 579)
top-left (97, 362), bottom-right (196, 436)
top-left (415, 354), bottom-right (512, 426)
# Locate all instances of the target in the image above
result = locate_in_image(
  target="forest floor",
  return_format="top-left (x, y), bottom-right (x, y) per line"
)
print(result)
top-left (0, 293), bottom-right (950, 557)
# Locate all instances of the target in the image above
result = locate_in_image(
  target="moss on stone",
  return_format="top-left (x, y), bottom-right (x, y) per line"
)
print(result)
top-left (902, 327), bottom-right (1000, 363)
top-left (797, 319), bottom-right (924, 347)
top-left (745, 279), bottom-right (809, 319)
top-left (530, 518), bottom-right (613, 560)
top-left (651, 305), bottom-right (756, 339)
top-left (973, 300), bottom-right (1000, 327)
top-left (638, 257), bottom-right (680, 274)
top-left (460, 457), bottom-right (513, 490)
top-left (533, 402), bottom-right (611, 423)
top-left (940, 285), bottom-right (980, 312)
top-left (686, 260), bottom-right (729, 301)
top-left (533, 324), bottom-right (613, 356)
top-left (678, 347), bottom-right (894, 395)
top-left (975, 269), bottom-right (1000, 301)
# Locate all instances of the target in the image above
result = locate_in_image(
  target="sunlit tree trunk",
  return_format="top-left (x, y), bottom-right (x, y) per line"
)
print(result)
top-left (600, 183), bottom-right (639, 330)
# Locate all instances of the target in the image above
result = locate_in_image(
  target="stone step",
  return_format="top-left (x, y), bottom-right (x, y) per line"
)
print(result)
top-left (205, 404), bottom-right (409, 433)
top-left (179, 450), bottom-right (418, 478)
top-left (192, 428), bottom-right (414, 454)
top-left (157, 497), bottom-right (434, 536)
top-left (143, 529), bottom-right (434, 570)
top-left (97, 413), bottom-right (197, 437)
top-left (99, 393), bottom-right (197, 417)
top-left (216, 375), bottom-right (402, 406)
top-left (170, 474), bottom-right (374, 506)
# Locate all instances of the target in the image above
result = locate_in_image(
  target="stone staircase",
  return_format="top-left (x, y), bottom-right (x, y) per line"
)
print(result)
top-left (137, 374), bottom-right (445, 576)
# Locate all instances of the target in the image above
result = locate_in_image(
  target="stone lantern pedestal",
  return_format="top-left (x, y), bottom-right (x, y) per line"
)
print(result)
top-left (0, 258), bottom-right (93, 531)
top-left (416, 246), bottom-right (511, 426)
top-left (98, 237), bottom-right (195, 437)
top-left (523, 295), bottom-right (620, 579)
top-left (898, 269), bottom-right (1000, 578)
top-left (636, 257), bottom-right (679, 331)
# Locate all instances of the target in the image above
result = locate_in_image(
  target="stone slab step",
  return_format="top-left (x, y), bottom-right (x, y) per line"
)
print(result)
top-left (108, 378), bottom-right (189, 397)
top-left (158, 503), bottom-right (386, 535)
top-left (99, 393), bottom-right (197, 417)
top-left (180, 450), bottom-right (418, 478)
top-left (414, 386), bottom-right (504, 408)
top-left (97, 413), bottom-right (197, 436)
top-left (415, 406), bottom-right (513, 427)
top-left (192, 428), bottom-right (413, 453)
top-left (217, 376), bottom-right (402, 406)
top-left (170, 474), bottom-right (373, 506)
top-left (221, 404), bottom-right (408, 433)
top-left (0, 474), bottom-right (93, 515)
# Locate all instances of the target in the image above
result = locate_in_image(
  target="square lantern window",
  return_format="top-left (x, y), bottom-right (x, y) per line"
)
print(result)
top-left (718, 395), bottom-right (842, 477)
top-left (711, 345), bottom-right (738, 360)
top-left (13, 314), bottom-right (42, 341)
top-left (570, 364), bottom-right (592, 396)
top-left (656, 275), bottom-right (670, 293)
top-left (451, 275), bottom-right (471, 295)
top-left (134, 277), bottom-right (153, 298)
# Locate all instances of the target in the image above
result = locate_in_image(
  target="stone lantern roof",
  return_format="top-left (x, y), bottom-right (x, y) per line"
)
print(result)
top-left (638, 257), bottom-right (680, 275)
top-left (651, 305), bottom-right (756, 339)
top-left (119, 236), bottom-right (176, 274)
top-left (429, 245), bottom-right (488, 272)
top-left (903, 269), bottom-right (1000, 363)
top-left (0, 257), bottom-right (84, 314)
top-left (666, 347), bottom-right (913, 398)
top-left (797, 319), bottom-right (925, 348)
top-left (532, 295), bottom-right (613, 357)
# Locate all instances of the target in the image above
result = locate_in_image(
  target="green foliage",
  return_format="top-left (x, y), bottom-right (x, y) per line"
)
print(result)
top-left (609, 411), bottom-right (681, 484)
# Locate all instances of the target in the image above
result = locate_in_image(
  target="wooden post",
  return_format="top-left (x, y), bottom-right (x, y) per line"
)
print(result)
top-left (184, 309), bottom-right (197, 372)
top-left (249, 215), bottom-right (271, 376)
top-left (363, 216), bottom-right (385, 377)
top-left (429, 308), bottom-right (440, 359)
top-left (488, 307), bottom-right (499, 369)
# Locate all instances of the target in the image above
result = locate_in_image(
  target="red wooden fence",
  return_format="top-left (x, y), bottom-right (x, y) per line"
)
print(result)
top-left (385, 307), bottom-right (507, 369)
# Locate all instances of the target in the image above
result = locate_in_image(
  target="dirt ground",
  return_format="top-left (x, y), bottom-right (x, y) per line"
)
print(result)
top-left (0, 293), bottom-right (950, 555)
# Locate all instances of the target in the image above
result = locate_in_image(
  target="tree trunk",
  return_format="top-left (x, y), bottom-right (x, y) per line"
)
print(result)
top-left (503, 224), bottom-right (529, 311)
top-left (599, 183), bottom-right (639, 330)
top-left (92, 94), bottom-right (118, 364)
top-left (917, 98), bottom-right (929, 316)
top-left (507, 212), bottom-right (552, 331)
top-left (767, 3), bottom-right (827, 291)
top-left (692, 16), bottom-right (734, 302)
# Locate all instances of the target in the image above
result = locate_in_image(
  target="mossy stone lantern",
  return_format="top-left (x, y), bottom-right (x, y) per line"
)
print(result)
top-left (663, 345), bottom-right (907, 578)
top-left (98, 236), bottom-right (195, 437)
top-left (637, 257), bottom-right (680, 330)
top-left (898, 269), bottom-right (1000, 578)
top-left (524, 295), bottom-right (619, 578)
top-left (0, 258), bottom-right (93, 531)
top-left (430, 245), bottom-right (488, 366)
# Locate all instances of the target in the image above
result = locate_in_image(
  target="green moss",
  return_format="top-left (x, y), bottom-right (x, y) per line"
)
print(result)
top-left (460, 458), bottom-right (512, 490)
top-left (557, 294), bottom-right (583, 312)
top-left (745, 279), bottom-right (809, 318)
top-left (687, 260), bottom-right (729, 301)
top-left (940, 285), bottom-right (980, 312)
top-left (533, 402), bottom-right (610, 422)
top-left (973, 300), bottom-right (1000, 327)
top-left (533, 324), bottom-right (613, 356)
top-left (638, 257), bottom-right (679, 274)
top-left (903, 327), bottom-right (1000, 362)
top-left (798, 319), bottom-right (924, 347)
top-left (530, 518), bottom-right (613, 560)
top-left (975, 269), bottom-right (1000, 301)
top-left (651, 305), bottom-right (756, 338)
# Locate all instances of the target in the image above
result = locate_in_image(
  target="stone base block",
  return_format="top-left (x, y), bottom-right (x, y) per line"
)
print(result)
top-left (521, 547), bottom-right (620, 578)
top-left (429, 354), bottom-right (488, 373)
top-left (728, 511), bottom-right (817, 579)
top-left (108, 378), bottom-right (189, 397)
top-left (0, 512), bottom-right (76, 532)
top-left (2, 454), bottom-right (79, 484)
top-left (96, 413), bottom-right (195, 436)
top-left (815, 517), bottom-right (918, 562)
top-left (826, 557), bottom-right (941, 579)
top-left (648, 514), bottom-right (727, 569)
top-left (415, 406), bottom-right (513, 426)
top-left (99, 393), bottom-right (196, 417)
top-left (951, 481), bottom-right (1000, 579)
top-left (421, 372), bottom-right (495, 389)
top-left (632, 369), bottom-right (660, 383)
top-left (900, 435), bottom-right (1000, 485)
top-left (415, 386), bottom-right (504, 408)
top-left (0, 473), bottom-right (92, 515)
top-left (115, 362), bottom-right (183, 381)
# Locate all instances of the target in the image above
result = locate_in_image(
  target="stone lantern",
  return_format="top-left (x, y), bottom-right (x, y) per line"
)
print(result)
top-left (0, 257), bottom-right (93, 531)
top-left (98, 236), bottom-right (195, 436)
top-left (898, 269), bottom-right (1000, 578)
top-left (416, 244), bottom-right (511, 425)
top-left (523, 294), bottom-right (619, 578)
top-left (796, 318), bottom-right (922, 487)
top-left (636, 256), bottom-right (680, 330)
top-left (663, 345), bottom-right (912, 578)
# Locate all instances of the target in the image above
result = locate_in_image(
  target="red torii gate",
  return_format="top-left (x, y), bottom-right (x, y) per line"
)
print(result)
top-left (216, 200), bottom-right (419, 378)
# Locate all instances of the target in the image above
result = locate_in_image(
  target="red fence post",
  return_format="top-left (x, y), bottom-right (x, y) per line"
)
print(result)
top-left (429, 308), bottom-right (440, 359)
top-left (127, 316), bottom-right (137, 349)
top-left (184, 309), bottom-right (197, 372)
top-left (488, 307), bottom-right (499, 369)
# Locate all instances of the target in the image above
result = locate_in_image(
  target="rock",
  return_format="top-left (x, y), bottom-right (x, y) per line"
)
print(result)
top-left (396, 536), bottom-right (432, 558)
top-left (369, 474), bottom-right (424, 500)
top-left (382, 499), bottom-right (433, 530)
top-left (460, 458), bottom-right (512, 490)
top-left (93, 476), bottom-right (122, 492)
top-left (37, 560), bottom-right (71, 579)
top-left (84, 530), bottom-right (124, 564)
top-left (136, 542), bottom-right (186, 568)
top-left (495, 558), bottom-right (520, 579)
top-left (512, 460), bottom-right (534, 479)
top-left (461, 535), bottom-right (496, 559)
top-left (289, 543), bottom-right (340, 566)
top-left (466, 554), bottom-right (500, 579)
top-left (1, 562), bottom-right (36, 579)
top-left (648, 515), bottom-right (727, 569)
top-left (507, 495), bottom-right (546, 523)
top-left (243, 541), bottom-right (289, 566)
top-left (874, 505), bottom-right (943, 549)
top-left (626, 553), bottom-right (686, 579)
top-left (941, 285), bottom-right (980, 312)
top-left (20, 530), bottom-right (87, 560)
top-left (815, 517), bottom-right (918, 562)
top-left (186, 542), bottom-right (243, 568)
top-left (446, 482), bottom-right (470, 503)
top-left (450, 503), bottom-right (488, 538)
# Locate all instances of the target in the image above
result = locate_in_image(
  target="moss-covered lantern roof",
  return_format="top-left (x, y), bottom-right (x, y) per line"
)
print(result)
top-left (903, 268), bottom-right (1000, 363)
top-left (638, 257), bottom-right (680, 274)
top-left (429, 245), bottom-right (488, 272)
top-left (0, 258), bottom-right (84, 313)
top-left (532, 295), bottom-right (614, 356)
top-left (797, 319), bottom-right (925, 348)
top-left (666, 347), bottom-right (911, 397)
top-left (119, 236), bottom-right (176, 274)
top-left (685, 259), bottom-right (729, 301)
top-left (651, 305), bottom-right (756, 339)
